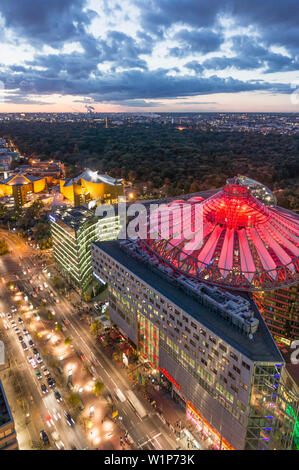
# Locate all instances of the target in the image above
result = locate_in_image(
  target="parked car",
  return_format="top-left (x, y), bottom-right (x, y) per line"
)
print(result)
top-left (47, 376), bottom-right (55, 388)
top-left (36, 355), bottom-right (43, 364)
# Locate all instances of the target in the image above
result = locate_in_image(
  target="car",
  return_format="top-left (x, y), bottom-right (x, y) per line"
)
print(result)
top-left (35, 369), bottom-right (42, 380)
top-left (64, 411), bottom-right (74, 426)
top-left (18, 317), bottom-right (23, 324)
top-left (10, 320), bottom-right (16, 327)
top-left (42, 367), bottom-right (50, 376)
top-left (43, 282), bottom-right (48, 289)
top-left (51, 431), bottom-right (64, 450)
top-left (40, 430), bottom-right (49, 445)
top-left (52, 408), bottom-right (61, 421)
top-left (21, 341), bottom-right (28, 351)
top-left (11, 306), bottom-right (17, 313)
top-left (47, 376), bottom-right (55, 388)
top-left (28, 339), bottom-right (34, 347)
top-left (7, 312), bottom-right (12, 319)
top-left (33, 348), bottom-right (39, 356)
top-left (18, 335), bottom-right (23, 342)
top-left (15, 328), bottom-right (21, 334)
top-left (36, 355), bottom-right (43, 364)
top-left (28, 356), bottom-right (37, 368)
top-left (41, 383), bottom-right (48, 395)
top-left (23, 328), bottom-right (29, 335)
top-left (54, 390), bottom-right (62, 403)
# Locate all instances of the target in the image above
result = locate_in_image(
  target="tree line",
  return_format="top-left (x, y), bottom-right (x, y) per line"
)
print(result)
top-left (1, 121), bottom-right (298, 209)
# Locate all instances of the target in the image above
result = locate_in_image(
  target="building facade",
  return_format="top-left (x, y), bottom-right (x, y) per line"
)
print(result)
top-left (91, 239), bottom-right (295, 450)
top-left (60, 168), bottom-right (124, 206)
top-left (50, 206), bottom-right (120, 297)
top-left (0, 380), bottom-right (18, 450)
top-left (254, 285), bottom-right (299, 345)
top-left (0, 172), bottom-right (46, 207)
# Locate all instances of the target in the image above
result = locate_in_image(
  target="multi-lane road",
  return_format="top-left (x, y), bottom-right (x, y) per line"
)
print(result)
top-left (0, 257), bottom-right (89, 449)
top-left (0, 229), bottom-right (181, 450)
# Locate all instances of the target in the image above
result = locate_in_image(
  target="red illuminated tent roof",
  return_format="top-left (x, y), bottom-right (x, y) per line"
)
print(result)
top-left (142, 184), bottom-right (299, 291)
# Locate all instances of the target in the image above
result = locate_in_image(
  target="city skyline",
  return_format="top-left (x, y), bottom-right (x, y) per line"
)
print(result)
top-left (0, 1), bottom-right (299, 112)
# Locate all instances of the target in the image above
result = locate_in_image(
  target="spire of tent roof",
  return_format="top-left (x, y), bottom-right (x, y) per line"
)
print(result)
top-left (141, 183), bottom-right (299, 291)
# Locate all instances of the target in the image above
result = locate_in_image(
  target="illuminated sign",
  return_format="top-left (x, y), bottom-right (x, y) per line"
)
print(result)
top-left (49, 215), bottom-right (56, 223)
top-left (159, 367), bottom-right (181, 390)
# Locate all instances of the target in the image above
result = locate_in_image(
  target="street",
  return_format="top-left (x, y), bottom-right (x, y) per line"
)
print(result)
top-left (0, 229), bottom-right (181, 450)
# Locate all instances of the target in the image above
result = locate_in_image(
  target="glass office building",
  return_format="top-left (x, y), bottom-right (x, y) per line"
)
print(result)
top-left (50, 206), bottom-right (119, 296)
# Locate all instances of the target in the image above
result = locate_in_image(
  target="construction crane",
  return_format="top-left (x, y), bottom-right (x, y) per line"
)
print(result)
top-left (85, 104), bottom-right (95, 114)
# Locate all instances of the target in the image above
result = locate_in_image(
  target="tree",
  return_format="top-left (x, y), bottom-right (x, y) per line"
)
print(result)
top-left (90, 321), bottom-right (101, 335)
top-left (0, 238), bottom-right (9, 255)
top-left (67, 393), bottom-right (81, 410)
top-left (189, 181), bottom-right (200, 193)
top-left (55, 323), bottom-right (62, 332)
top-left (93, 381), bottom-right (104, 397)
top-left (64, 337), bottom-right (72, 347)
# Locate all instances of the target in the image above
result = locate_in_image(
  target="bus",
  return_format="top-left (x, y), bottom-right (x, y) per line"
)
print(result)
top-left (115, 388), bottom-right (126, 403)
top-left (125, 390), bottom-right (148, 419)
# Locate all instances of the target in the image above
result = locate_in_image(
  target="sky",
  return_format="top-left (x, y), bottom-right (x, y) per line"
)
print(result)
top-left (0, 0), bottom-right (299, 113)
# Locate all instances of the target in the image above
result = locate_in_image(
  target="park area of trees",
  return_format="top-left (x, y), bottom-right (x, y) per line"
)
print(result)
top-left (1, 121), bottom-right (298, 210)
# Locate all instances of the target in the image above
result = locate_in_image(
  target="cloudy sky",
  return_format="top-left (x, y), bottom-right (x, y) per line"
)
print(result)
top-left (0, 0), bottom-right (299, 112)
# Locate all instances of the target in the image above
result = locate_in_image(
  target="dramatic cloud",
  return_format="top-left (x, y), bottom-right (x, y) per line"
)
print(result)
top-left (0, 67), bottom-right (289, 105)
top-left (202, 35), bottom-right (299, 73)
top-left (169, 28), bottom-right (224, 57)
top-left (0, 0), bottom-right (297, 109)
top-left (0, 0), bottom-right (97, 49)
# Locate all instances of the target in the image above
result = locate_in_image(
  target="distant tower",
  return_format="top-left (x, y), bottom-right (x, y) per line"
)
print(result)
top-left (105, 116), bottom-right (108, 128)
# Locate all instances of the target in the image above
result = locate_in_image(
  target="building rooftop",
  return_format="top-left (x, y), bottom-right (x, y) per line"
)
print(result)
top-left (142, 183), bottom-right (299, 291)
top-left (1, 172), bottom-right (42, 185)
top-left (93, 240), bottom-right (283, 363)
top-left (74, 168), bottom-right (123, 186)
top-left (51, 205), bottom-right (95, 231)
top-left (0, 380), bottom-right (13, 428)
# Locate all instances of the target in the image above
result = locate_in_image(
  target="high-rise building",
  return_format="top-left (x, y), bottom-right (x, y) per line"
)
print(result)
top-left (0, 380), bottom-right (18, 450)
top-left (91, 181), bottom-right (299, 450)
top-left (254, 285), bottom-right (299, 346)
top-left (91, 239), bottom-right (295, 450)
top-left (50, 205), bottom-right (120, 297)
